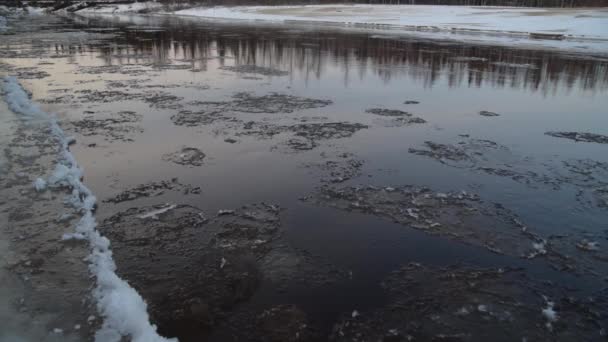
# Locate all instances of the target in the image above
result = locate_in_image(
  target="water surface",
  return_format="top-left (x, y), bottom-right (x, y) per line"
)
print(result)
top-left (1, 12), bottom-right (608, 341)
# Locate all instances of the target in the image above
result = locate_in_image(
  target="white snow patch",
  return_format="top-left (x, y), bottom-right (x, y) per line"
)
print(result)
top-left (1, 76), bottom-right (177, 342)
top-left (48, 163), bottom-right (84, 189)
top-left (137, 204), bottom-right (177, 219)
top-left (1, 76), bottom-right (49, 121)
top-left (33, 177), bottom-right (47, 192)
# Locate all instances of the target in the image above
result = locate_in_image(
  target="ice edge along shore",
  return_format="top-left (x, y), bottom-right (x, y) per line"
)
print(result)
top-left (0, 76), bottom-right (178, 342)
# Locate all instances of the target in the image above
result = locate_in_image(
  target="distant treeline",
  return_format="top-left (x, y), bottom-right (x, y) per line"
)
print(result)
top-left (13, 0), bottom-right (608, 8)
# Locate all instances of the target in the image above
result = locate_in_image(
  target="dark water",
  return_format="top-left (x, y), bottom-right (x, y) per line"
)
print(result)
top-left (2, 12), bottom-right (608, 341)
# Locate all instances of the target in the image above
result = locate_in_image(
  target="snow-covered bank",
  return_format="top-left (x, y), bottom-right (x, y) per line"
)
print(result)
top-left (0, 76), bottom-right (177, 342)
top-left (77, 3), bottom-right (608, 54)
top-left (175, 5), bottom-right (608, 39)
top-left (170, 4), bottom-right (608, 54)
top-left (77, 1), bottom-right (163, 14)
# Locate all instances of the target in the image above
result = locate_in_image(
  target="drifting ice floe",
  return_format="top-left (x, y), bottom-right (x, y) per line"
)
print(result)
top-left (1, 76), bottom-right (177, 342)
top-left (542, 299), bottom-right (558, 330)
top-left (33, 177), bottom-right (47, 192)
top-left (137, 203), bottom-right (177, 219)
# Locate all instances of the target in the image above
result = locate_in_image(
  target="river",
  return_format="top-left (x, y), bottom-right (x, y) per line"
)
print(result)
top-left (1, 11), bottom-right (607, 342)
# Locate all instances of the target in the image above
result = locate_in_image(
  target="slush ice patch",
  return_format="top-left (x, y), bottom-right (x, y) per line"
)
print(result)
top-left (33, 177), bottom-right (47, 192)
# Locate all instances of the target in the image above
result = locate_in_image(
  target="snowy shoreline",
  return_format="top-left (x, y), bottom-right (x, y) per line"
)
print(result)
top-left (173, 4), bottom-right (608, 38)
top-left (76, 3), bottom-right (608, 55)
top-left (1, 76), bottom-right (177, 342)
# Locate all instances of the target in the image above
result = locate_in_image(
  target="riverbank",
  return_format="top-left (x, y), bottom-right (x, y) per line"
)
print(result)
top-left (76, 3), bottom-right (608, 55)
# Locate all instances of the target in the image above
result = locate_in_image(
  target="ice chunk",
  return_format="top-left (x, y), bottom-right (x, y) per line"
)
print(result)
top-left (33, 177), bottom-right (47, 192)
top-left (405, 208), bottom-right (419, 219)
top-left (137, 204), bottom-right (177, 219)
top-left (48, 163), bottom-right (84, 188)
top-left (527, 240), bottom-right (547, 258)
top-left (533, 241), bottom-right (546, 253)
top-left (455, 307), bottom-right (470, 315)
top-left (576, 239), bottom-right (599, 251)
top-left (57, 212), bottom-right (74, 222)
top-left (542, 298), bottom-right (558, 330)
top-left (62, 232), bottom-right (87, 241)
